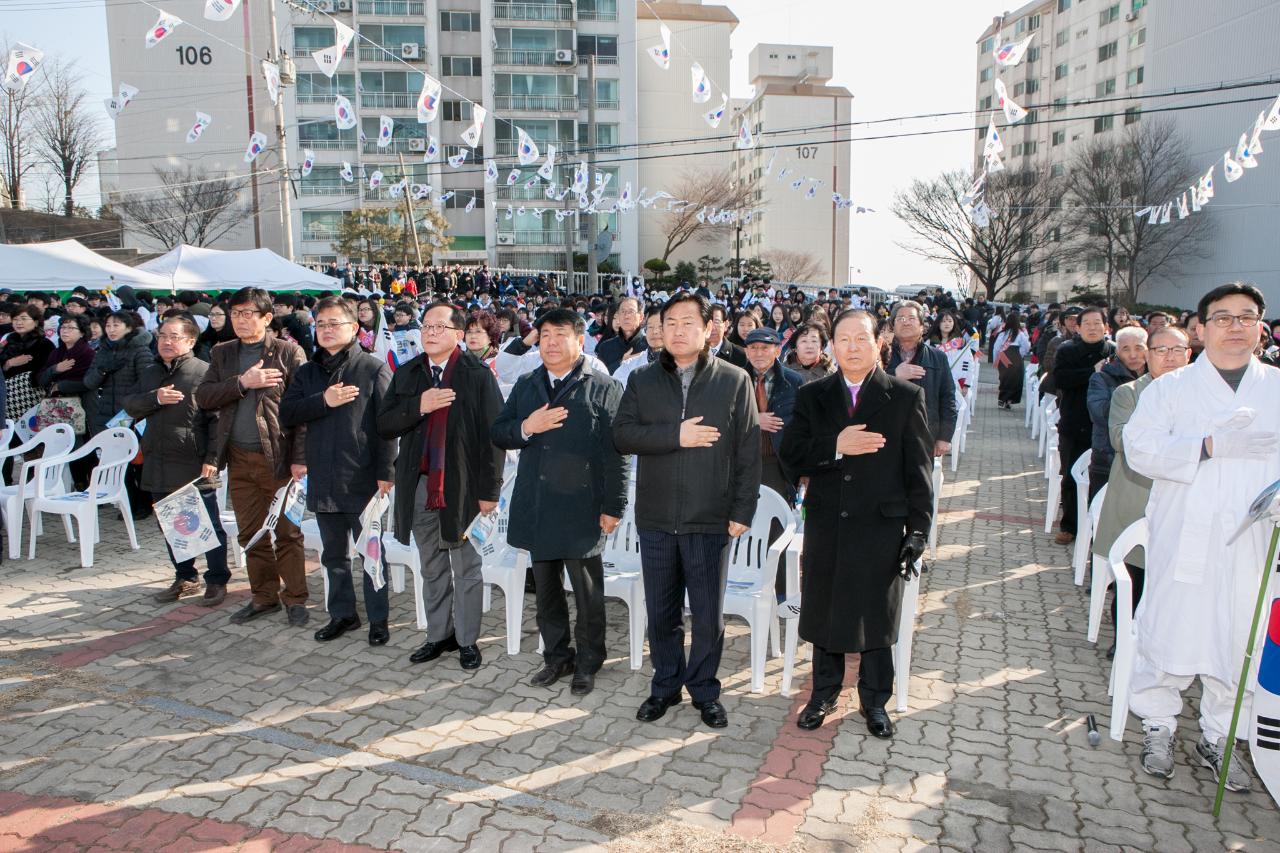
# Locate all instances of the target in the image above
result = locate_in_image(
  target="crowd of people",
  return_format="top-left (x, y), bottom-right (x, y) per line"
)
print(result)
top-left (2, 271), bottom-right (1277, 789)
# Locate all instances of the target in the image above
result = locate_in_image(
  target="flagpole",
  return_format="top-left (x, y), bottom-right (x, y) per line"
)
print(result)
top-left (1213, 524), bottom-right (1280, 817)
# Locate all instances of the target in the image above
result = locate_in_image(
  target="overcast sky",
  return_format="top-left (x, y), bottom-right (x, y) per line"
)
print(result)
top-left (4, 0), bottom-right (998, 287)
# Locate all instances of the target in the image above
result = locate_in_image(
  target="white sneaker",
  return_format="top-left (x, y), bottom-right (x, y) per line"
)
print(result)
top-left (1140, 725), bottom-right (1175, 779)
top-left (1195, 735), bottom-right (1252, 793)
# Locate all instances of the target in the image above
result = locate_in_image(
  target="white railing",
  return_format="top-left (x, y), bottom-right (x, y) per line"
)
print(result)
top-left (494, 94), bottom-right (578, 112)
top-left (493, 3), bottom-right (574, 21)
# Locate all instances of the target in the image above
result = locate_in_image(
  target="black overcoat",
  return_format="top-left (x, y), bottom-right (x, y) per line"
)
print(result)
top-left (778, 366), bottom-right (934, 651)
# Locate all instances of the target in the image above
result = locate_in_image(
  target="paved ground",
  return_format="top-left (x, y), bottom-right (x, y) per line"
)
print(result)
top-left (0, 375), bottom-right (1277, 852)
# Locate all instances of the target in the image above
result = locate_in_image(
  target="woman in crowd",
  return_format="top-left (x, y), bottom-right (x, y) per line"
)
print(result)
top-left (356, 300), bottom-right (380, 353)
top-left (464, 311), bottom-right (501, 369)
top-left (77, 311), bottom-right (157, 435)
top-left (195, 304), bottom-right (234, 362)
top-left (0, 305), bottom-right (54, 423)
top-left (1109, 306), bottom-right (1133, 331)
top-left (928, 310), bottom-right (977, 392)
top-left (391, 302), bottom-right (419, 332)
top-left (34, 315), bottom-right (97, 488)
top-left (783, 323), bottom-right (837, 384)
top-left (730, 311), bottom-right (761, 347)
top-left (992, 312), bottom-right (1031, 410)
top-left (495, 307), bottom-right (523, 344)
top-left (767, 304), bottom-right (794, 345)
top-left (87, 317), bottom-right (105, 350)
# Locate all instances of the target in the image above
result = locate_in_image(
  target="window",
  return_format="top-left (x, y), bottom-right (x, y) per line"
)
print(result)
top-left (595, 78), bottom-right (619, 108)
top-left (1046, 259), bottom-right (1061, 274)
top-left (980, 37), bottom-right (994, 53)
top-left (296, 72), bottom-right (355, 101)
top-left (1087, 255), bottom-right (1107, 273)
top-left (1056, 29), bottom-right (1069, 47)
top-left (578, 0), bottom-right (618, 20)
top-left (302, 211), bottom-right (343, 240)
top-left (293, 27), bottom-right (334, 52)
top-left (1052, 130), bottom-right (1066, 146)
top-left (577, 34), bottom-right (618, 59)
top-left (1128, 28), bottom-right (1146, 49)
top-left (1024, 110), bottom-right (1039, 125)
top-left (439, 11), bottom-right (480, 31)
top-left (1053, 97), bottom-right (1067, 112)
top-left (979, 95), bottom-right (993, 111)
top-left (1016, 13), bottom-right (1040, 34)
top-left (578, 123), bottom-right (618, 147)
top-left (1099, 4), bottom-right (1121, 25)
top-left (1127, 66), bottom-right (1144, 87)
top-left (442, 55), bottom-right (482, 76)
top-left (1098, 42), bottom-right (1118, 61)
top-left (360, 24), bottom-right (424, 50)
top-left (1094, 114), bottom-right (1115, 133)
top-left (1050, 163), bottom-right (1065, 177)
top-left (1095, 78), bottom-right (1116, 97)
top-left (1124, 106), bottom-right (1142, 124)
top-left (443, 143), bottom-right (484, 161)
top-left (980, 67), bottom-right (993, 83)
top-left (1014, 82), bottom-right (1025, 98)
top-left (1132, 0), bottom-right (1147, 11)
top-left (1028, 46), bottom-right (1041, 63)
top-left (1016, 260), bottom-right (1033, 277)
top-left (445, 189), bottom-right (484, 209)
top-left (442, 100), bottom-right (473, 122)
top-left (1055, 63), bottom-right (1069, 80)
top-left (1088, 221), bottom-right (1107, 237)
top-left (1023, 140), bottom-right (1038, 155)
top-left (1025, 78), bottom-right (1040, 94)
top-left (1058, 0), bottom-right (1071, 11)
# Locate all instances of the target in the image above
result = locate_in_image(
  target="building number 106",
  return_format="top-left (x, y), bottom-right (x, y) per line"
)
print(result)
top-left (176, 46), bottom-right (213, 66)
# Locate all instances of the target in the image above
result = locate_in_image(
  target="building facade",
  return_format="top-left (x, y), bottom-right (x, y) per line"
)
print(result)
top-left (733, 45), bottom-right (851, 286)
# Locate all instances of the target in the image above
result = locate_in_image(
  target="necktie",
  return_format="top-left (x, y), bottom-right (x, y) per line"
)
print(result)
top-left (755, 373), bottom-right (773, 456)
top-left (431, 365), bottom-right (443, 387)
top-left (551, 378), bottom-right (563, 395)
top-left (846, 383), bottom-right (860, 418)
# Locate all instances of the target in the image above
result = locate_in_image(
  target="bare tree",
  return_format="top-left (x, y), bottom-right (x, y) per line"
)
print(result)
top-left (658, 167), bottom-right (757, 266)
top-left (114, 166), bottom-right (249, 247)
top-left (0, 47), bottom-right (43, 209)
top-left (1064, 119), bottom-right (1214, 308)
top-left (761, 248), bottom-right (823, 284)
top-left (892, 167), bottom-right (1070, 300)
top-left (33, 61), bottom-right (104, 217)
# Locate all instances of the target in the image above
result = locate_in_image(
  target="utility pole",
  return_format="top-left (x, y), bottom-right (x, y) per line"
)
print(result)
top-left (585, 55), bottom-right (598, 293)
top-left (398, 153), bottom-right (423, 268)
top-left (241, 0), bottom-right (262, 248)
top-left (266, 0), bottom-right (294, 260)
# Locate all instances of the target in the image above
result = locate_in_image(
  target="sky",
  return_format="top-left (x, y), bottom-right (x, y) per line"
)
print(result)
top-left (3, 0), bottom-right (999, 288)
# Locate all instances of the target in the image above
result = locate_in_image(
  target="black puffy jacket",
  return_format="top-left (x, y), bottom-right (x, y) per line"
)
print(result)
top-left (124, 352), bottom-right (217, 494)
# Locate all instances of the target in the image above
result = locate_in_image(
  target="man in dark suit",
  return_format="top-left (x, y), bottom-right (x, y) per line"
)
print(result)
top-left (708, 304), bottom-right (749, 373)
top-left (491, 308), bottom-right (628, 697)
top-left (596, 297), bottom-right (648, 373)
top-left (779, 309), bottom-right (934, 738)
top-left (613, 293), bottom-right (761, 729)
top-left (885, 300), bottom-right (956, 458)
top-left (377, 302), bottom-right (505, 670)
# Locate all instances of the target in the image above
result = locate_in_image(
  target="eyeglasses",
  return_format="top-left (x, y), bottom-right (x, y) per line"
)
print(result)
top-left (893, 315), bottom-right (920, 325)
top-left (315, 320), bottom-right (353, 331)
top-left (422, 323), bottom-right (461, 335)
top-left (155, 333), bottom-right (191, 342)
top-left (228, 309), bottom-right (261, 320)
top-left (1207, 312), bottom-right (1261, 328)
top-left (1150, 345), bottom-right (1190, 357)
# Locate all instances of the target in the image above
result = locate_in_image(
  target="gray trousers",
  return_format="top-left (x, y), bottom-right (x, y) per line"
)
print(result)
top-left (411, 476), bottom-right (484, 645)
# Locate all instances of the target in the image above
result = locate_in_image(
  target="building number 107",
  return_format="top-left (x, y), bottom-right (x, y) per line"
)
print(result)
top-left (176, 46), bottom-right (213, 66)
top-left (795, 146), bottom-right (818, 159)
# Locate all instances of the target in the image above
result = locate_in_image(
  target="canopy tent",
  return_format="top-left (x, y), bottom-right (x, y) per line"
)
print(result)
top-left (0, 239), bottom-right (173, 292)
top-left (138, 244), bottom-right (341, 292)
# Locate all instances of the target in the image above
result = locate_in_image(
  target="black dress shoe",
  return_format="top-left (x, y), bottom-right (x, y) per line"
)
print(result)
top-left (636, 693), bottom-right (682, 722)
top-left (692, 699), bottom-right (728, 729)
top-left (458, 644), bottom-right (482, 670)
top-left (796, 698), bottom-right (838, 731)
top-left (862, 707), bottom-right (895, 739)
top-left (530, 659), bottom-right (575, 687)
top-left (409, 634), bottom-right (460, 664)
top-left (570, 671), bottom-right (595, 696)
top-left (368, 622), bottom-right (390, 646)
top-left (314, 616), bottom-right (360, 642)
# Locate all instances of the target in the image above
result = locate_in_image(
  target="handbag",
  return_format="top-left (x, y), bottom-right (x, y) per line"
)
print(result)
top-left (5, 372), bottom-right (45, 423)
top-left (34, 396), bottom-right (87, 434)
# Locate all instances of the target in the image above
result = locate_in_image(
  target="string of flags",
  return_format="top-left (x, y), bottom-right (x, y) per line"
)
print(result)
top-left (964, 20), bottom-right (1035, 228)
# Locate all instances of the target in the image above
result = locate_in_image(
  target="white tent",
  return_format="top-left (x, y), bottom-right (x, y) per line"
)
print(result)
top-left (138, 244), bottom-right (341, 292)
top-left (0, 239), bottom-right (174, 292)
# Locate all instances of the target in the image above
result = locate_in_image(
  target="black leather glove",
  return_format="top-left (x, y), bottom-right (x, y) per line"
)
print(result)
top-left (898, 531), bottom-right (927, 579)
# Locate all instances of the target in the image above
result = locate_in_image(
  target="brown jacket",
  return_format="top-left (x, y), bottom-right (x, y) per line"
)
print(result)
top-left (194, 332), bottom-right (306, 478)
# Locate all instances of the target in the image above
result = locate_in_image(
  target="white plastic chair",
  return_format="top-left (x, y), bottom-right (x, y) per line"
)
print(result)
top-left (599, 504), bottom-right (646, 670)
top-left (0, 422), bottom-right (74, 559)
top-left (781, 533), bottom-right (921, 712)
top-left (1038, 399), bottom-right (1058, 458)
top-left (1044, 447), bottom-right (1061, 534)
top-left (950, 391), bottom-right (967, 473)
top-left (1070, 450), bottom-right (1094, 580)
top-left (723, 485), bottom-right (795, 694)
top-left (27, 427), bottom-right (139, 568)
top-left (1091, 518), bottom-right (1146, 741)
top-left (929, 459), bottom-right (943, 560)
top-left (1025, 376), bottom-right (1040, 428)
top-left (305, 507), bottom-right (407, 612)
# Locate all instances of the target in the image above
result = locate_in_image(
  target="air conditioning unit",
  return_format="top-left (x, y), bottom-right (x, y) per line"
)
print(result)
top-left (408, 138), bottom-right (426, 151)
top-left (401, 43), bottom-right (421, 60)
top-left (315, 0), bottom-right (334, 11)
top-left (1124, 11), bottom-right (1138, 21)
top-left (337, 0), bottom-right (352, 10)
top-left (497, 234), bottom-right (516, 245)
top-left (554, 49), bottom-right (574, 64)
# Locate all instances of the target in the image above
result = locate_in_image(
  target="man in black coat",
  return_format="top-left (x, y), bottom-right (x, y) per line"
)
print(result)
top-left (281, 297), bottom-right (396, 646)
top-left (596, 297), bottom-right (647, 373)
top-left (491, 308), bottom-right (628, 697)
top-left (377, 302), bottom-right (504, 670)
top-left (708, 303), bottom-right (750, 373)
top-left (1051, 306), bottom-right (1115, 545)
top-left (742, 327), bottom-right (804, 504)
top-left (779, 309), bottom-right (934, 737)
top-left (613, 292), bottom-right (761, 730)
top-left (124, 315), bottom-right (229, 608)
top-left (885, 300), bottom-right (956, 457)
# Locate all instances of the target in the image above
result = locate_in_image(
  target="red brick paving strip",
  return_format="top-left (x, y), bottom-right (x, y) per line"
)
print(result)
top-left (727, 659), bottom-right (854, 844)
top-left (0, 790), bottom-right (387, 852)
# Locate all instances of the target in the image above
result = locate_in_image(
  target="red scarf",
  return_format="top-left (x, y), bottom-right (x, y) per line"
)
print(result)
top-left (419, 348), bottom-right (461, 509)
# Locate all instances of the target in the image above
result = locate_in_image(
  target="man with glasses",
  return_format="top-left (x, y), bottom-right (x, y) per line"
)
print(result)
top-left (378, 302), bottom-right (504, 670)
top-left (886, 300), bottom-right (956, 458)
top-left (1123, 283), bottom-right (1280, 793)
top-left (195, 288), bottom-right (309, 627)
top-left (707, 304), bottom-right (750, 373)
top-left (597, 297), bottom-right (648, 374)
top-left (281, 297), bottom-right (396, 647)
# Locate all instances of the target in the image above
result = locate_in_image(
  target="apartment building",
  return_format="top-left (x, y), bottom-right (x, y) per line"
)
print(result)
top-left (733, 45), bottom-right (852, 286)
top-left (104, 0), bottom-right (639, 275)
top-left (973, 0), bottom-right (1149, 302)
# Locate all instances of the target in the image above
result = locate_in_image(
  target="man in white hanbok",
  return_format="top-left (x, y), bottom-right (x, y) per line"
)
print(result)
top-left (1124, 283), bottom-right (1280, 792)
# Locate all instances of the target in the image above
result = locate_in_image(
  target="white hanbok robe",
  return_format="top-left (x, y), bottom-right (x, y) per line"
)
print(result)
top-left (1123, 355), bottom-right (1280, 683)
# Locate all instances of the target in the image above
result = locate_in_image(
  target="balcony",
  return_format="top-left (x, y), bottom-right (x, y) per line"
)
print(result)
top-left (496, 184), bottom-right (559, 201)
top-left (297, 93), bottom-right (345, 105)
top-left (593, 99), bottom-right (620, 110)
top-left (497, 230), bottom-right (566, 246)
top-left (577, 8), bottom-right (617, 21)
top-left (357, 0), bottom-right (424, 14)
top-left (493, 138), bottom-right (577, 157)
top-left (493, 49), bottom-right (573, 67)
top-left (300, 185), bottom-right (355, 197)
top-left (300, 139), bottom-right (356, 151)
top-left (578, 54), bottom-right (618, 66)
top-left (362, 138), bottom-right (422, 155)
top-left (493, 3), bottom-right (573, 22)
top-left (359, 45), bottom-right (424, 63)
top-left (495, 94), bottom-right (578, 113)
top-left (302, 228), bottom-right (340, 243)
top-left (361, 92), bottom-right (416, 110)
